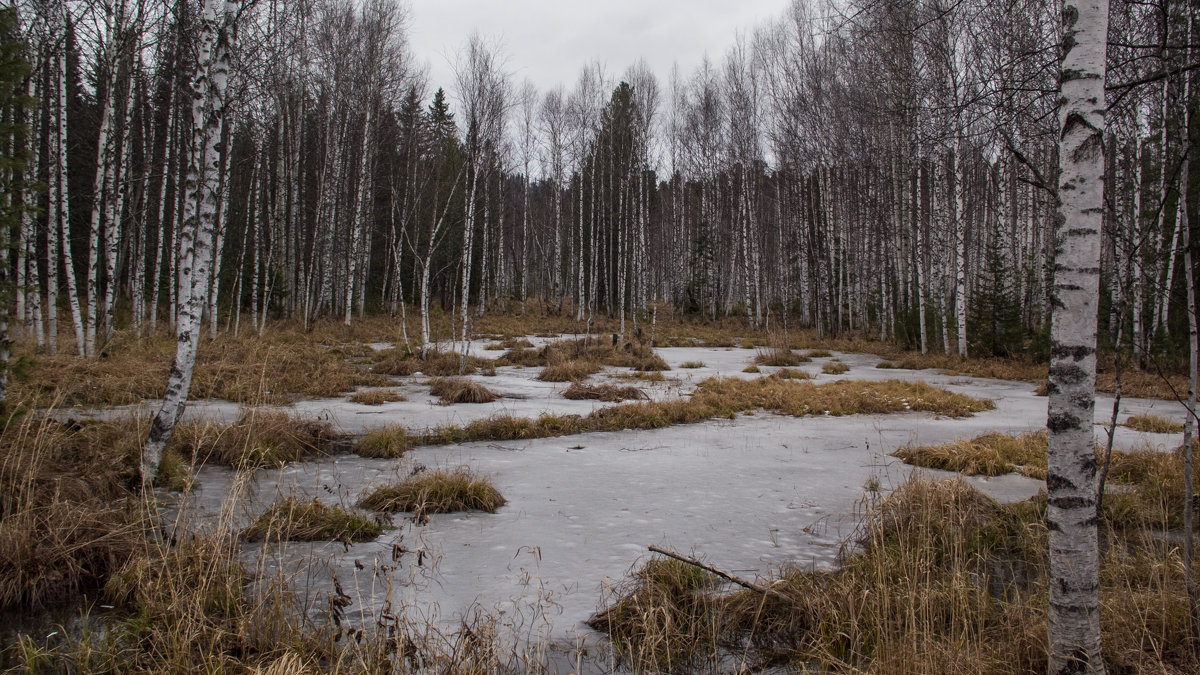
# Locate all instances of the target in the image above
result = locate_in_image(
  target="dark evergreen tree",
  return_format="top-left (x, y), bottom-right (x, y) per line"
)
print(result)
top-left (968, 232), bottom-right (1023, 357)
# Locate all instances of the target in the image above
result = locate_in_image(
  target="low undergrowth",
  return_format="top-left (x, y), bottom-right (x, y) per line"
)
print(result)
top-left (537, 359), bottom-right (602, 382)
top-left (502, 337), bottom-right (669, 373)
top-left (358, 467), bottom-right (507, 518)
top-left (349, 388), bottom-right (406, 405)
top-left (404, 377), bottom-right (992, 447)
top-left (242, 498), bottom-right (387, 542)
top-left (768, 368), bottom-right (812, 381)
top-left (893, 431), bottom-right (1200, 529)
top-left (754, 348), bottom-right (806, 367)
top-left (428, 377), bottom-right (500, 404)
top-left (562, 382), bottom-right (649, 402)
top-left (821, 361), bottom-right (850, 375)
top-left (14, 328), bottom-right (389, 407)
top-left (355, 425), bottom-right (416, 458)
top-left (0, 411), bottom-right (145, 612)
top-left (373, 347), bottom-right (494, 377)
top-left (590, 476), bottom-right (1200, 673)
top-left (172, 410), bottom-right (345, 470)
top-left (1123, 413), bottom-right (1184, 434)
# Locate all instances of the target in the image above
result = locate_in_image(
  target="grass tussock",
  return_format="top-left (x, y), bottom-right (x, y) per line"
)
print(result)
top-left (805, 349), bottom-right (833, 358)
top-left (242, 498), bottom-right (387, 542)
top-left (768, 368), bottom-right (812, 381)
top-left (742, 365), bottom-right (761, 374)
top-left (373, 347), bottom-right (494, 377)
top-left (821, 361), bottom-right (850, 375)
top-left (754, 348), bottom-right (806, 367)
top-left (562, 382), bottom-right (649, 402)
top-left (876, 361), bottom-right (897, 369)
top-left (538, 359), bottom-right (602, 382)
top-left (1123, 413), bottom-right (1184, 434)
top-left (679, 361), bottom-right (706, 369)
top-left (358, 467), bottom-right (506, 517)
top-left (587, 557), bottom-right (720, 670)
top-left (503, 337), bottom-right (670, 373)
top-left (894, 431), bottom-right (1049, 479)
top-left (172, 410), bottom-right (344, 470)
top-left (355, 425), bottom-right (415, 458)
top-left (428, 377), bottom-right (500, 404)
top-left (349, 388), bottom-right (406, 405)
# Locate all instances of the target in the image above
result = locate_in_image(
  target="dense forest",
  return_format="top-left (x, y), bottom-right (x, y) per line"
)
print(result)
top-left (2, 0), bottom-right (1196, 362)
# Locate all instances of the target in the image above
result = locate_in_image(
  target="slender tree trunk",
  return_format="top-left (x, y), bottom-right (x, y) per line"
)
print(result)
top-left (144, 0), bottom-right (236, 486)
top-left (1045, 0), bottom-right (1109, 668)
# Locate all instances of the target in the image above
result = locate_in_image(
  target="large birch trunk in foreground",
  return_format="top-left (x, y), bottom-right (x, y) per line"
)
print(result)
top-left (1045, 0), bottom-right (1109, 670)
top-left (143, 0), bottom-right (234, 487)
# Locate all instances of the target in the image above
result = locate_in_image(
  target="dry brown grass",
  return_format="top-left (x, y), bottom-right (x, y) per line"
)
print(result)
top-left (538, 359), bottom-right (603, 382)
top-left (821, 361), bottom-right (850, 375)
top-left (679, 361), bottom-right (706, 369)
top-left (172, 410), bottom-right (344, 469)
top-left (754, 348), bottom-right (806, 367)
top-left (0, 412), bottom-right (144, 611)
top-left (355, 425), bottom-right (415, 459)
top-left (894, 431), bottom-right (1200, 530)
top-left (768, 368), bottom-right (812, 381)
top-left (562, 382), bottom-right (649, 402)
top-left (503, 337), bottom-right (669, 373)
top-left (592, 475), bottom-right (1200, 672)
top-left (358, 467), bottom-right (507, 518)
top-left (894, 431), bottom-right (1049, 479)
top-left (407, 377), bottom-right (993, 449)
top-left (349, 388), bottom-right (407, 405)
top-left (1123, 413), bottom-right (1184, 434)
top-left (373, 348), bottom-right (494, 377)
top-left (427, 377), bottom-right (500, 404)
top-left (13, 325), bottom-right (391, 407)
top-left (587, 557), bottom-right (720, 671)
top-left (242, 498), bottom-right (387, 542)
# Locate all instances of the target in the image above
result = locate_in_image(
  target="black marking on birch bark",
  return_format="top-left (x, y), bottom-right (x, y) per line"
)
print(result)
top-left (1061, 112), bottom-right (1093, 140)
top-left (1071, 132), bottom-right (1103, 162)
top-left (1046, 472), bottom-right (1078, 493)
top-left (1047, 518), bottom-right (1062, 532)
top-left (1050, 596), bottom-right (1100, 613)
top-left (1047, 411), bottom-right (1079, 433)
top-left (1050, 496), bottom-right (1093, 510)
top-left (1061, 67), bottom-right (1085, 83)
top-left (1061, 5), bottom-right (1078, 29)
top-left (1049, 362), bottom-right (1088, 385)
top-left (1050, 343), bottom-right (1094, 360)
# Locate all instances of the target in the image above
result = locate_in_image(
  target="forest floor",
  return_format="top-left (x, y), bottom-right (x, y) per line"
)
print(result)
top-left (1, 312), bottom-right (1197, 672)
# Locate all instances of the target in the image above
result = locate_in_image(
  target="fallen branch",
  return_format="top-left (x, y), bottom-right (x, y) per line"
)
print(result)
top-left (648, 545), bottom-right (791, 602)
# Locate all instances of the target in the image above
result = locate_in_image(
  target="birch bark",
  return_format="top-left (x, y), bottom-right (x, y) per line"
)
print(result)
top-left (1045, 0), bottom-right (1109, 667)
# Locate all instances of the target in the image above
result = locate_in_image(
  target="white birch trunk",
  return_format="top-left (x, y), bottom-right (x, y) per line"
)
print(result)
top-left (144, 0), bottom-right (236, 486)
top-left (1045, 0), bottom-right (1109, 668)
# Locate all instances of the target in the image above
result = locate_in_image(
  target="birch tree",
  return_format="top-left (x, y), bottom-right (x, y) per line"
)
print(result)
top-left (143, 0), bottom-right (238, 487)
top-left (1044, 0), bottom-right (1109, 668)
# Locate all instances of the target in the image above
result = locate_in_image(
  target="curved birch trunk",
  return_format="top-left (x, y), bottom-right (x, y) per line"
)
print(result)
top-left (143, 0), bottom-right (235, 487)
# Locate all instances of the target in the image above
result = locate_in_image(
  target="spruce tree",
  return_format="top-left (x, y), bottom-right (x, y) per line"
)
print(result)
top-left (0, 8), bottom-right (33, 413)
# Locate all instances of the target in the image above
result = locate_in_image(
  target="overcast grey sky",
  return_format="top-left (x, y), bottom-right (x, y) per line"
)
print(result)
top-left (407, 0), bottom-right (792, 98)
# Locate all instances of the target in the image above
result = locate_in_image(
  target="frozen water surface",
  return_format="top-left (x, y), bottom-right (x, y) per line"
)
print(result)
top-left (97, 342), bottom-right (1189, 664)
